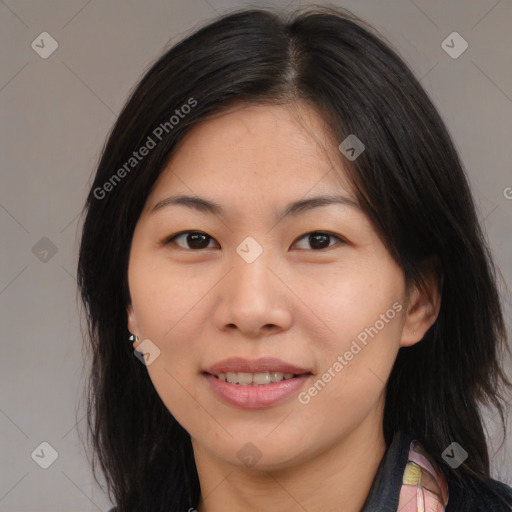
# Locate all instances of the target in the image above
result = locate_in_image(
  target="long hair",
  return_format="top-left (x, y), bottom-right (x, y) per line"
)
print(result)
top-left (77, 5), bottom-right (512, 511)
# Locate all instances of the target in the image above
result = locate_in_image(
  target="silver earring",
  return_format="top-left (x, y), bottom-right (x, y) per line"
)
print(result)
top-left (129, 334), bottom-right (140, 343)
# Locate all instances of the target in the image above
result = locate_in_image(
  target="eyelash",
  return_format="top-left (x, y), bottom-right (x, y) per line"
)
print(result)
top-left (162, 230), bottom-right (346, 251)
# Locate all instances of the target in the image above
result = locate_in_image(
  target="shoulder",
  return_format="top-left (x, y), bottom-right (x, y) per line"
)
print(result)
top-left (446, 475), bottom-right (512, 512)
top-left (479, 477), bottom-right (512, 511)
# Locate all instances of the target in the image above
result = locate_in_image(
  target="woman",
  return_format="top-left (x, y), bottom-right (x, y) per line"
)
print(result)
top-left (77, 5), bottom-right (512, 512)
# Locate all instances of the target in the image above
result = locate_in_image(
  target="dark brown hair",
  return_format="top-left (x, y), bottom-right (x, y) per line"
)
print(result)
top-left (77, 5), bottom-right (512, 511)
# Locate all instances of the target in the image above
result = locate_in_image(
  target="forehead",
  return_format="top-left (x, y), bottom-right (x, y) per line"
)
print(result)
top-left (149, 102), bottom-right (354, 201)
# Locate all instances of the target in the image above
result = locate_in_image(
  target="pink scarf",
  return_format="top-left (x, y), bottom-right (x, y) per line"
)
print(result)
top-left (397, 440), bottom-right (449, 511)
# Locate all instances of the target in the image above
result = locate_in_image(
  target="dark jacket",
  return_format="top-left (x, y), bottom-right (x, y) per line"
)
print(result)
top-left (107, 430), bottom-right (512, 511)
top-left (361, 430), bottom-right (512, 511)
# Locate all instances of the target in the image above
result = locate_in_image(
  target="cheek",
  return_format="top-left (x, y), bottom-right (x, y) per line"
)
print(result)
top-left (128, 261), bottom-right (211, 419)
top-left (129, 260), bottom-right (209, 422)
top-left (297, 258), bottom-right (405, 349)
top-left (129, 257), bottom-right (211, 343)
top-left (300, 296), bottom-right (403, 435)
top-left (297, 258), bottom-right (405, 406)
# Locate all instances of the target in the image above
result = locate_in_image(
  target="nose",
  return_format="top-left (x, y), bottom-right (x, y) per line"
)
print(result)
top-left (212, 247), bottom-right (293, 338)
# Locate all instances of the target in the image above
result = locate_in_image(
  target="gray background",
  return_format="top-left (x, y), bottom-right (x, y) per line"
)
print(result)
top-left (1, 0), bottom-right (511, 510)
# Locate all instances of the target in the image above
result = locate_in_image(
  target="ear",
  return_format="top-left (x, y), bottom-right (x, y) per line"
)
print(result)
top-left (400, 256), bottom-right (443, 347)
top-left (127, 303), bottom-right (141, 349)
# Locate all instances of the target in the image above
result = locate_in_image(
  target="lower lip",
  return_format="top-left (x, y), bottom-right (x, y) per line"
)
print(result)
top-left (204, 373), bottom-right (311, 409)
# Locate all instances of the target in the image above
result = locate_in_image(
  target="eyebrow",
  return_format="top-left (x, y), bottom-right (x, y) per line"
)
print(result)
top-left (149, 193), bottom-right (360, 219)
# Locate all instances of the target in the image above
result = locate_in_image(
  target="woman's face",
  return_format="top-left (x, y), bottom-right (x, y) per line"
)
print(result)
top-left (127, 102), bottom-right (424, 470)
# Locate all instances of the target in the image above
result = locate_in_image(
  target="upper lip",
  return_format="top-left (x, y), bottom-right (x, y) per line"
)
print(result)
top-left (203, 357), bottom-right (311, 375)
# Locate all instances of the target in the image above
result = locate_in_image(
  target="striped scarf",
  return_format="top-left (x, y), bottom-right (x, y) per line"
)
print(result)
top-left (398, 440), bottom-right (449, 511)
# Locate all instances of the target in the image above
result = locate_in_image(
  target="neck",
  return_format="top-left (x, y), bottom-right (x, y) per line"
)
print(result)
top-left (194, 402), bottom-right (387, 512)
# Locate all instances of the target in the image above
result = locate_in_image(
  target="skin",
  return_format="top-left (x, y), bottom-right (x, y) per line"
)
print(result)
top-left (127, 102), bottom-right (441, 512)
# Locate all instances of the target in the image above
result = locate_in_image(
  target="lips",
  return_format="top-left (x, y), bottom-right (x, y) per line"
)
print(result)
top-left (202, 357), bottom-right (313, 408)
top-left (203, 356), bottom-right (311, 376)
top-left (204, 373), bottom-right (311, 408)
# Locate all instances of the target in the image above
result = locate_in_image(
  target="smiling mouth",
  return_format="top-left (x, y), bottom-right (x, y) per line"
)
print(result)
top-left (206, 371), bottom-right (309, 385)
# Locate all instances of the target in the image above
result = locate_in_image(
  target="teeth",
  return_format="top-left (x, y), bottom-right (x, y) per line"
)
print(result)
top-left (226, 372), bottom-right (237, 384)
top-left (237, 372), bottom-right (253, 385)
top-left (215, 371), bottom-right (297, 385)
top-left (270, 372), bottom-right (284, 382)
top-left (253, 372), bottom-right (271, 385)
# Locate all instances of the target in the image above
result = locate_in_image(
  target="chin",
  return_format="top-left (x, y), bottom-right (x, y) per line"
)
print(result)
top-left (202, 433), bottom-right (315, 471)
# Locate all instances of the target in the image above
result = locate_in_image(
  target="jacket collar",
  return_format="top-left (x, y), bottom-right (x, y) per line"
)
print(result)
top-left (360, 430), bottom-right (416, 511)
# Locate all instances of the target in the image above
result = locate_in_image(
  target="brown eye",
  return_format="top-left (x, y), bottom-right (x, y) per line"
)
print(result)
top-left (165, 231), bottom-right (218, 250)
top-left (162, 230), bottom-right (344, 251)
top-left (293, 231), bottom-right (345, 250)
